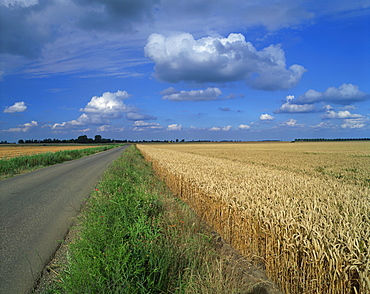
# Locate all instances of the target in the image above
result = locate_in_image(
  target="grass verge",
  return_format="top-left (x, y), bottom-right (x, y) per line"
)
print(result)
top-left (0, 145), bottom-right (121, 179)
top-left (38, 145), bottom-right (279, 294)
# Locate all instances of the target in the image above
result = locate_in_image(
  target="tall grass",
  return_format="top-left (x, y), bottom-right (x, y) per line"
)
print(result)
top-left (43, 145), bottom-right (276, 293)
top-left (0, 145), bottom-right (119, 178)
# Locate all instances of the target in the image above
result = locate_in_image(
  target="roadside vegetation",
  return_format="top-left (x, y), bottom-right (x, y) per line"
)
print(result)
top-left (0, 145), bottom-right (121, 179)
top-left (39, 145), bottom-right (276, 294)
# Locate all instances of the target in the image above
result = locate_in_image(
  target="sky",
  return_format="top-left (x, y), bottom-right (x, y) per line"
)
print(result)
top-left (1, 0), bottom-right (369, 142)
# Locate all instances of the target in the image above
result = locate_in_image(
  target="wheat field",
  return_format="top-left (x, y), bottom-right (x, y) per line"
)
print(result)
top-left (137, 141), bottom-right (370, 294)
top-left (0, 145), bottom-right (105, 159)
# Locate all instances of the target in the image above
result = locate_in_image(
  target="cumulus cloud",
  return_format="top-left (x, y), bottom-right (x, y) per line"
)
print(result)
top-left (275, 103), bottom-right (316, 113)
top-left (295, 84), bottom-right (370, 105)
top-left (167, 124), bottom-right (182, 131)
top-left (52, 113), bottom-right (105, 129)
top-left (323, 110), bottom-right (363, 119)
top-left (259, 114), bottom-right (275, 120)
top-left (274, 95), bottom-right (316, 113)
top-left (145, 33), bottom-right (306, 90)
top-left (3, 101), bottom-right (27, 113)
top-left (80, 90), bottom-right (132, 118)
top-left (52, 90), bottom-right (154, 129)
top-left (2, 120), bottom-right (38, 132)
top-left (238, 124), bottom-right (251, 130)
top-left (162, 87), bottom-right (223, 101)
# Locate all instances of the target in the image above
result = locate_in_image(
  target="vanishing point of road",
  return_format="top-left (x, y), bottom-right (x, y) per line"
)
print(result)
top-left (0, 145), bottom-right (128, 294)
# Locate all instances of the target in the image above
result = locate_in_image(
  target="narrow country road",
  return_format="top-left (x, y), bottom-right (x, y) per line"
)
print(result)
top-left (0, 145), bottom-right (129, 294)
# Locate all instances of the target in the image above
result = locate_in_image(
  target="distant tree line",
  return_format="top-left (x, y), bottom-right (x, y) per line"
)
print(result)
top-left (13, 135), bottom-right (128, 144)
top-left (294, 138), bottom-right (370, 142)
top-left (0, 137), bottom-right (210, 144)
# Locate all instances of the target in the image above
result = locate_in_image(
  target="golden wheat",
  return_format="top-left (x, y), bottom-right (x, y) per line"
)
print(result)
top-left (137, 142), bottom-right (370, 294)
top-left (0, 145), bottom-right (105, 159)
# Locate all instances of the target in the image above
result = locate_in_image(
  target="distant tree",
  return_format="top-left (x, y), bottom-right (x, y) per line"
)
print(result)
top-left (18, 139), bottom-right (24, 144)
top-left (94, 135), bottom-right (102, 143)
top-left (77, 135), bottom-right (88, 143)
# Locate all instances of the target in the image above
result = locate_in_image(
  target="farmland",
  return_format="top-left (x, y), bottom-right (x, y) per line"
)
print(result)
top-left (137, 141), bottom-right (370, 293)
top-left (0, 144), bottom-right (120, 178)
top-left (0, 144), bottom-right (106, 159)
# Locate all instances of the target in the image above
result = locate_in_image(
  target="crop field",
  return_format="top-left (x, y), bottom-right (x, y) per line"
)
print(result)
top-left (137, 141), bottom-right (370, 294)
top-left (0, 145), bottom-right (105, 159)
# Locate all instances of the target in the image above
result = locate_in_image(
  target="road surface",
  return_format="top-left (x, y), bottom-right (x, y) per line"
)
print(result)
top-left (0, 145), bottom-right (128, 294)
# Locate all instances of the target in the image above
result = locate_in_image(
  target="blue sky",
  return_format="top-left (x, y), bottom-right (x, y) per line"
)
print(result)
top-left (1, 0), bottom-right (369, 142)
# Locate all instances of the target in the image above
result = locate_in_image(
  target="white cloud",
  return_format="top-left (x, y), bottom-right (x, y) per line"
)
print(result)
top-left (324, 104), bottom-right (333, 111)
top-left (274, 95), bottom-right (316, 113)
top-left (145, 33), bottom-right (306, 90)
top-left (259, 114), bottom-right (275, 120)
top-left (341, 118), bottom-right (366, 129)
top-left (162, 87), bottom-right (223, 102)
top-left (81, 90), bottom-right (132, 117)
top-left (286, 119), bottom-right (298, 126)
top-left (133, 120), bottom-right (157, 127)
top-left (96, 125), bottom-right (125, 132)
top-left (286, 95), bottom-right (295, 101)
top-left (209, 125), bottom-right (232, 131)
top-left (3, 101), bottom-right (27, 113)
top-left (132, 120), bottom-right (163, 131)
top-left (238, 124), bottom-right (251, 130)
top-left (2, 120), bottom-right (38, 132)
top-left (1, 0), bottom-right (39, 8)
top-left (167, 124), bottom-right (182, 131)
top-left (323, 110), bottom-right (363, 119)
top-left (275, 102), bottom-right (316, 113)
top-left (310, 121), bottom-right (336, 129)
top-left (52, 90), bottom-right (155, 129)
top-left (295, 84), bottom-right (370, 105)
top-left (52, 113), bottom-right (106, 129)
top-left (279, 119), bottom-right (304, 127)
top-left (1, 0), bottom-right (368, 81)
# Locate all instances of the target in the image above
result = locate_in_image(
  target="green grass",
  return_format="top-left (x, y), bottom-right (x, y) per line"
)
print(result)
top-left (42, 145), bottom-right (260, 294)
top-left (0, 145), bottom-right (121, 179)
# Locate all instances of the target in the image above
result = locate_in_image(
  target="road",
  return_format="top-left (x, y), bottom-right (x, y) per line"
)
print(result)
top-left (0, 145), bottom-right (128, 294)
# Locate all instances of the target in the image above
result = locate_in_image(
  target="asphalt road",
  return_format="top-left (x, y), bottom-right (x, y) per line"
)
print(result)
top-left (0, 145), bottom-right (129, 294)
